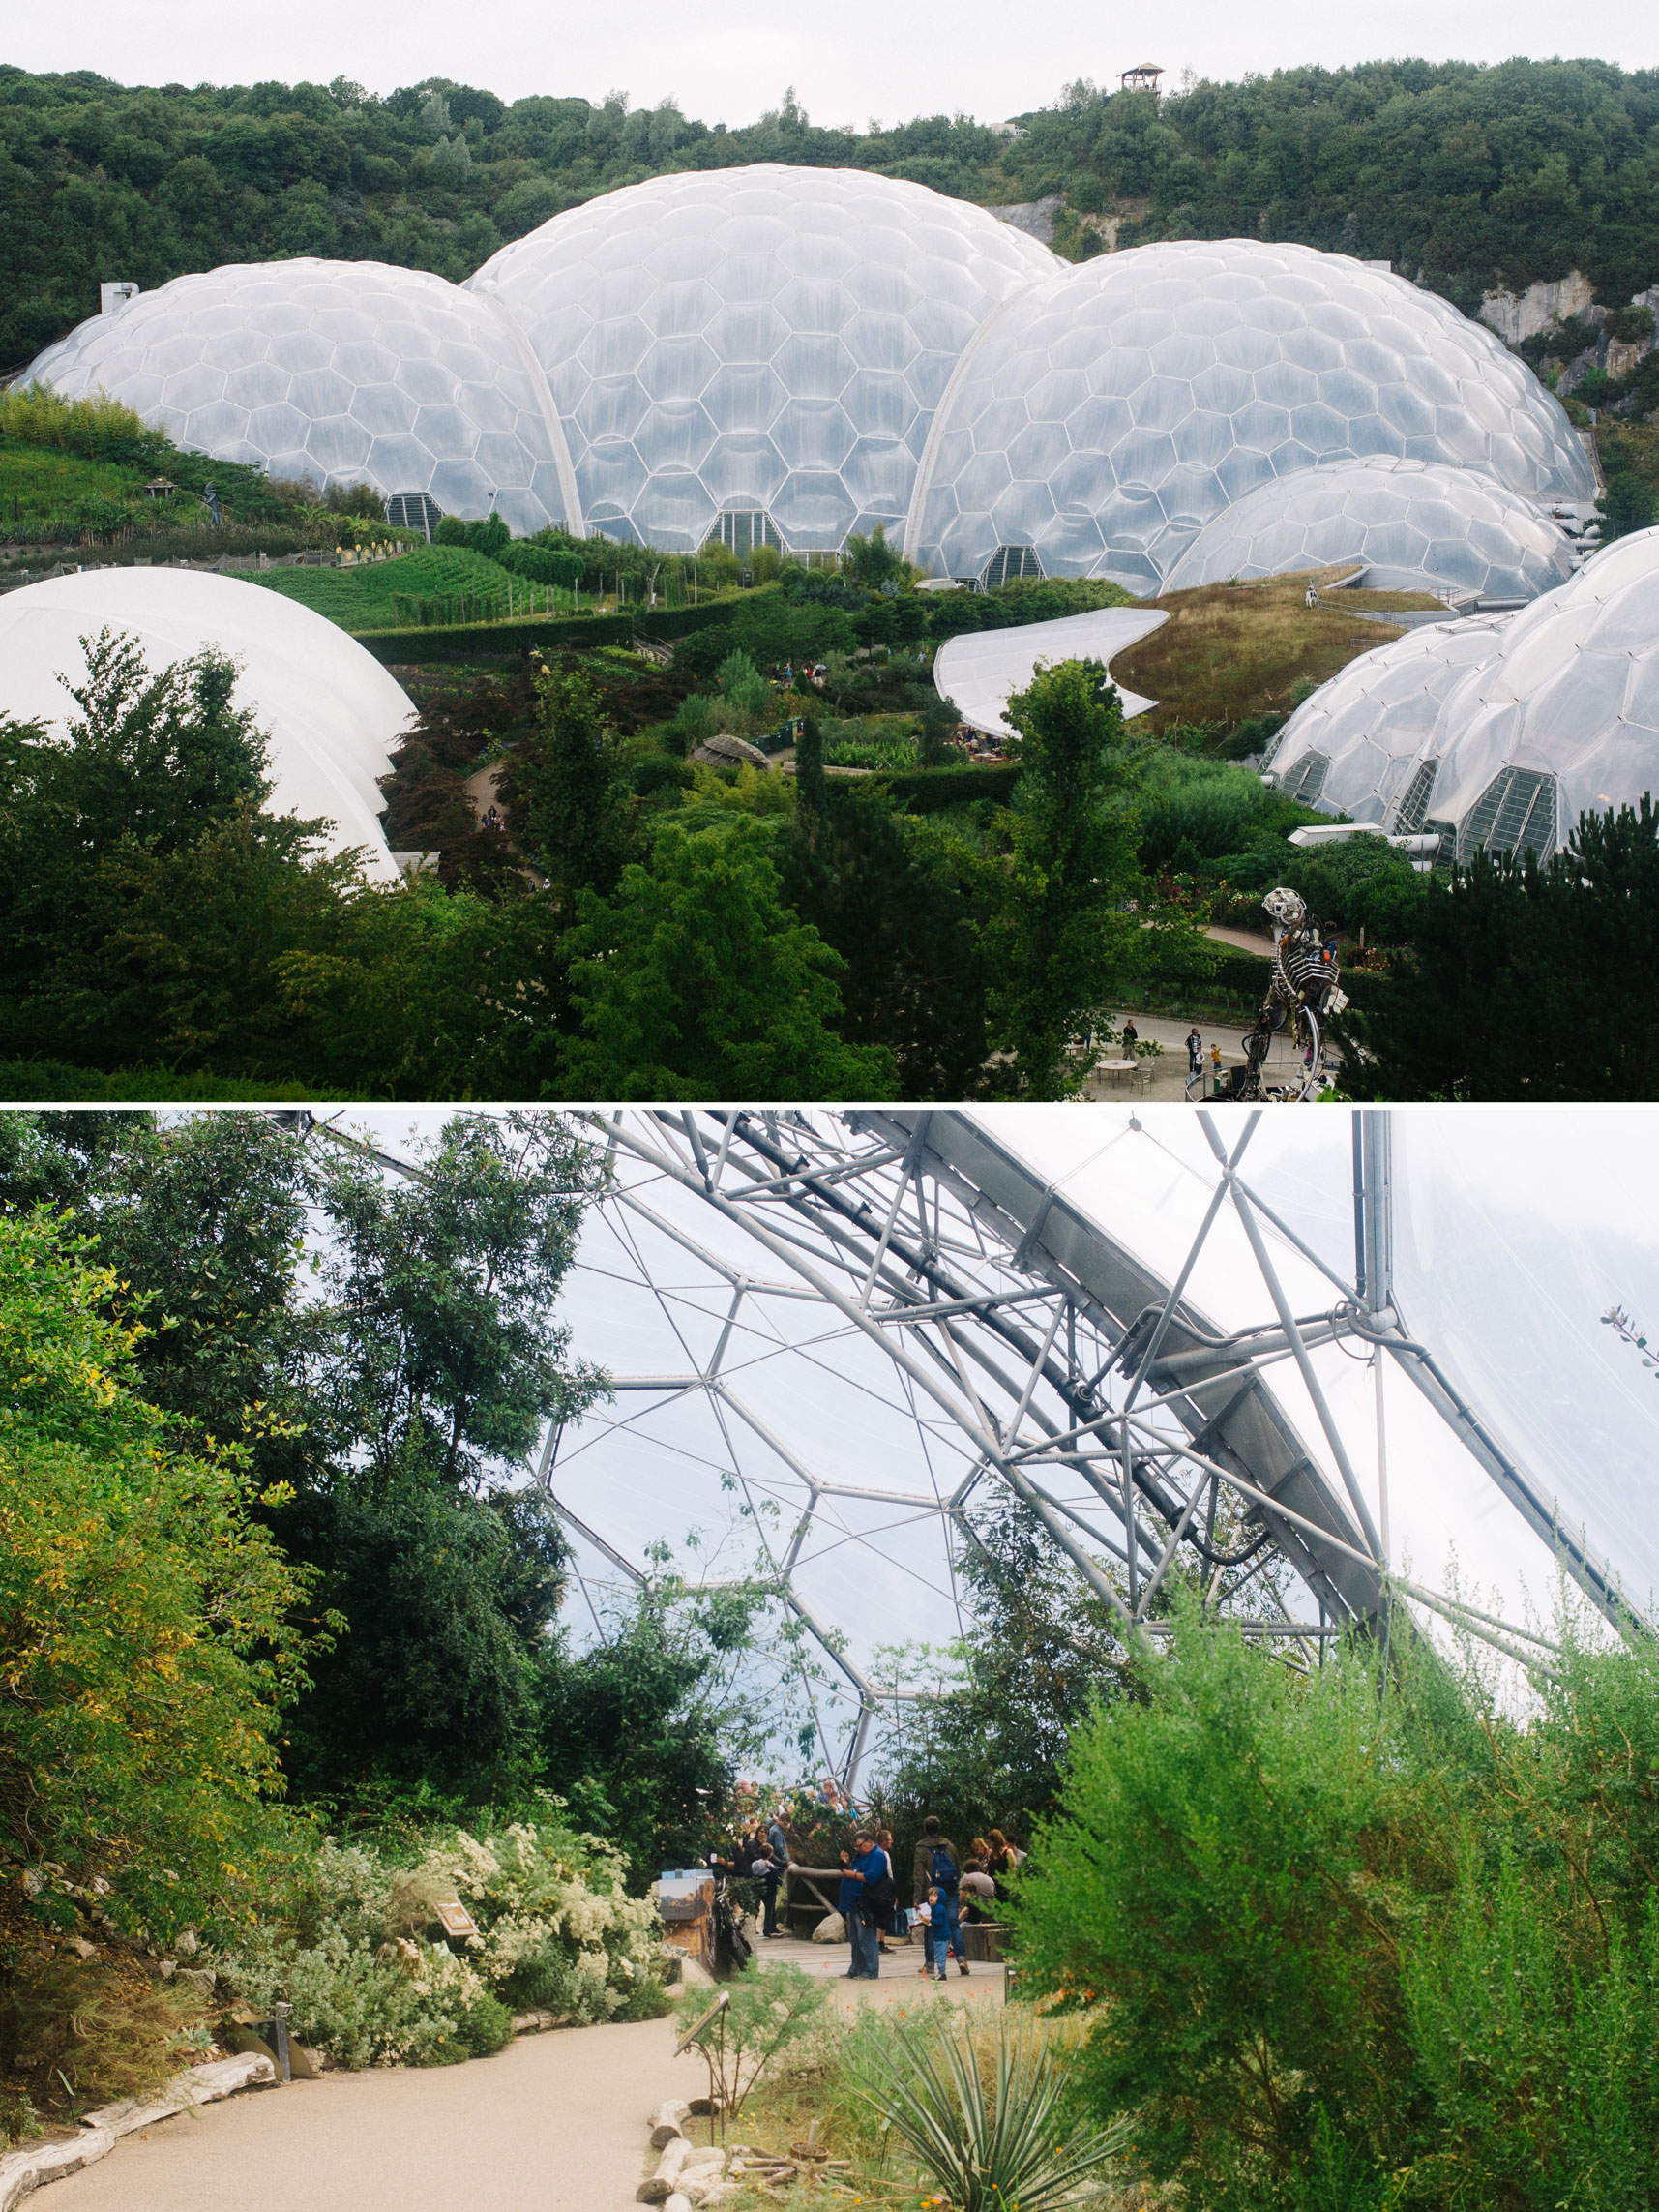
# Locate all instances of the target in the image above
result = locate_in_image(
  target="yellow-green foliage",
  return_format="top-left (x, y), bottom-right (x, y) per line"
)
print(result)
top-left (683, 761), bottom-right (796, 816)
top-left (0, 1210), bottom-right (317, 1938)
top-left (0, 383), bottom-right (155, 461)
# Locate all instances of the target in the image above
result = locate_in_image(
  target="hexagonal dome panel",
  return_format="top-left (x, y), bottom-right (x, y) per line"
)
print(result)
top-left (1163, 457), bottom-right (1579, 603)
top-left (1265, 526), bottom-right (1659, 858)
top-left (21, 260), bottom-right (576, 533)
top-left (466, 164), bottom-right (1059, 551)
top-left (906, 241), bottom-right (1595, 591)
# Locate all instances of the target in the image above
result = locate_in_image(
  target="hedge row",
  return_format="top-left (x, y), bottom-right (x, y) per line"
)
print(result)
top-left (353, 593), bottom-right (760, 665)
top-left (878, 762), bottom-right (1024, 812)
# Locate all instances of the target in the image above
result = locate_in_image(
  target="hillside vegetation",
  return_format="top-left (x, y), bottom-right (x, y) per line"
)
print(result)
top-left (4, 60), bottom-right (1659, 368)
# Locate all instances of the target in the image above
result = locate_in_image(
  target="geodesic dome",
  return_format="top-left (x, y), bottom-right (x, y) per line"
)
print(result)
top-left (1266, 527), bottom-right (1659, 857)
top-left (1162, 457), bottom-right (1578, 603)
top-left (464, 165), bottom-right (1060, 552)
top-left (905, 240), bottom-right (1595, 594)
top-left (0, 567), bottom-right (410, 879)
top-left (1263, 614), bottom-right (1516, 822)
top-left (21, 259), bottom-right (577, 534)
top-left (1413, 524), bottom-right (1659, 862)
top-left (514, 1107), bottom-right (1654, 1782)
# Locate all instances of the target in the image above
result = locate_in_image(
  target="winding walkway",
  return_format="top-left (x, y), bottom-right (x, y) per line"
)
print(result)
top-left (49, 1939), bottom-right (1000, 2212)
top-left (52, 2016), bottom-right (710, 2212)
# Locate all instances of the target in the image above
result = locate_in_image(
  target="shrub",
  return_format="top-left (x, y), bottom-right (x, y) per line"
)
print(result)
top-left (672, 1959), bottom-right (827, 2117)
top-left (1011, 1599), bottom-right (1659, 2211)
top-left (212, 1810), bottom-right (667, 2069)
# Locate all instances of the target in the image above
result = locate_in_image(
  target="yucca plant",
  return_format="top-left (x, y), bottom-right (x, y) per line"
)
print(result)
top-left (844, 2010), bottom-right (1131, 2211)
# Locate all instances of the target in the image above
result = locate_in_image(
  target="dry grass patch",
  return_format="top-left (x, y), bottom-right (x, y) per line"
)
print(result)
top-left (1111, 565), bottom-right (1427, 732)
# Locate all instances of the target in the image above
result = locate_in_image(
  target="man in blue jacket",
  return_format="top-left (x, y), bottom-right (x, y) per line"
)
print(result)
top-left (839, 1832), bottom-right (891, 1978)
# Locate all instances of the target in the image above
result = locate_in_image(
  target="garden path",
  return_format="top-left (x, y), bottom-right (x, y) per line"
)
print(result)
top-left (49, 2014), bottom-right (709, 2212)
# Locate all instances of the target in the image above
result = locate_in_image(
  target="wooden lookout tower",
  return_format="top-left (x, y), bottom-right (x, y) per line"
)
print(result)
top-left (1119, 65), bottom-right (1165, 93)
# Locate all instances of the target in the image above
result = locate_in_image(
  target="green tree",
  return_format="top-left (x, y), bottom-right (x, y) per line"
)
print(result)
top-left (1332, 800), bottom-right (1659, 1099)
top-left (516, 666), bottom-right (631, 898)
top-left (0, 1207), bottom-right (313, 1936)
top-left (782, 786), bottom-right (991, 1096)
top-left (982, 660), bottom-right (1141, 1097)
top-left (558, 819), bottom-right (898, 1099)
top-left (1596, 468), bottom-right (1659, 540)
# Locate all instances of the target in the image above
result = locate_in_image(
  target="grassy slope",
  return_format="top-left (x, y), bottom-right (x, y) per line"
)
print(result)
top-left (0, 445), bottom-right (159, 530)
top-left (249, 544), bottom-right (516, 626)
top-left (1111, 567), bottom-right (1425, 730)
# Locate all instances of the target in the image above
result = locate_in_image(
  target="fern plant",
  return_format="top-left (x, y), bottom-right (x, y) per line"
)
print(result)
top-left (845, 2011), bottom-right (1131, 2211)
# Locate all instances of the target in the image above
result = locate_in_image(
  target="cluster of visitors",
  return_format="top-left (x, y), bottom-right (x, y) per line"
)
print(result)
top-left (708, 1805), bottom-right (792, 1936)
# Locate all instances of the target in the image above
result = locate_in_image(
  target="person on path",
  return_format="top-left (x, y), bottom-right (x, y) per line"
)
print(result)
top-left (1186, 1027), bottom-right (1204, 1089)
top-left (839, 1832), bottom-right (887, 1978)
top-left (762, 1808), bottom-right (789, 1936)
top-left (912, 1890), bottom-right (938, 1979)
top-left (876, 1828), bottom-right (902, 1954)
top-left (1121, 1016), bottom-right (1140, 1059)
top-left (910, 1815), bottom-right (968, 1976)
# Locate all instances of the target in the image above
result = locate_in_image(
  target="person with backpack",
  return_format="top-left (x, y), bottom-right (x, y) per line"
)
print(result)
top-left (910, 1814), bottom-right (968, 1976)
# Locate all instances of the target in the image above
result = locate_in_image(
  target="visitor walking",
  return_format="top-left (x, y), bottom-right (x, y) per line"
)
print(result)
top-left (911, 1814), bottom-right (968, 1976)
top-left (1120, 1016), bottom-right (1140, 1060)
top-left (1186, 1026), bottom-right (1205, 1096)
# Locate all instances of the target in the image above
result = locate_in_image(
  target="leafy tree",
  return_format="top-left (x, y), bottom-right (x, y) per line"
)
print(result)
top-left (1332, 799), bottom-right (1659, 1099)
top-left (558, 819), bottom-right (898, 1099)
top-left (515, 665), bottom-right (631, 898)
top-left (982, 660), bottom-right (1141, 1097)
top-left (0, 1206), bottom-right (313, 1936)
top-left (1596, 467), bottom-right (1659, 540)
top-left (782, 786), bottom-right (991, 1096)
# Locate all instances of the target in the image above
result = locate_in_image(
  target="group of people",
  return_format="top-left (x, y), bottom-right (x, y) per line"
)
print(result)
top-left (839, 1814), bottom-right (1025, 1982)
top-left (708, 1807), bottom-right (792, 1937)
top-left (711, 1802), bottom-right (1025, 1981)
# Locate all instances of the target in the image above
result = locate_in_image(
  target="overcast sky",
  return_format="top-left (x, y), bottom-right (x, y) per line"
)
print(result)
top-left (10, 1), bottom-right (1656, 129)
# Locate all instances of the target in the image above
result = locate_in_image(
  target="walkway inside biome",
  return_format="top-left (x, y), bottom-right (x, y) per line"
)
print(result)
top-left (51, 1940), bottom-right (999, 2212)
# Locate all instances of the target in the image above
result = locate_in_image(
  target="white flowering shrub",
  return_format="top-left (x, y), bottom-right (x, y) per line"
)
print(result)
top-left (212, 1802), bottom-right (667, 2070)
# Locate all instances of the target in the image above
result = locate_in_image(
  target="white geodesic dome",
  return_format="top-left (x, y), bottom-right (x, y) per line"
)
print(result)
top-left (1263, 613), bottom-right (1516, 822)
top-left (20, 259), bottom-right (577, 533)
top-left (0, 568), bottom-right (411, 880)
top-left (1162, 457), bottom-right (1578, 603)
top-left (1264, 527), bottom-right (1659, 858)
top-left (464, 164), bottom-right (1060, 552)
top-left (905, 240), bottom-right (1595, 593)
top-left (1413, 525), bottom-right (1659, 861)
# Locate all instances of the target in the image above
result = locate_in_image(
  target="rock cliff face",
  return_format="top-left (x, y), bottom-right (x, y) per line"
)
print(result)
top-left (1480, 271), bottom-right (1596, 344)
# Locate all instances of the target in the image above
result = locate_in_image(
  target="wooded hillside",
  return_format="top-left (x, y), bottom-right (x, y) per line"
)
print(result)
top-left (3, 59), bottom-right (1657, 367)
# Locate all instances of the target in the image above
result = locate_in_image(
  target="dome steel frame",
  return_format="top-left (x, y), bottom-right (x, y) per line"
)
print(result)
top-left (539, 1110), bottom-right (1632, 1783)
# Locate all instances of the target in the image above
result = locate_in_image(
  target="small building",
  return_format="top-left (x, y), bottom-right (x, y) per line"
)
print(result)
top-left (1119, 65), bottom-right (1165, 93)
top-left (142, 478), bottom-right (178, 500)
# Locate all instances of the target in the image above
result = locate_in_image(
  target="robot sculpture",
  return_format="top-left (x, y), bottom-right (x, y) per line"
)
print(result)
top-left (1227, 886), bottom-right (1348, 1100)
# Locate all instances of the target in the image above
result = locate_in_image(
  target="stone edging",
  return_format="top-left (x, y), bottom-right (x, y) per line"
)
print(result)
top-left (0, 2052), bottom-right (276, 2210)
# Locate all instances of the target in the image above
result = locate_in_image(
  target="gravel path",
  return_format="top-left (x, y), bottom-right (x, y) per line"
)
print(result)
top-left (51, 2017), bottom-right (710, 2212)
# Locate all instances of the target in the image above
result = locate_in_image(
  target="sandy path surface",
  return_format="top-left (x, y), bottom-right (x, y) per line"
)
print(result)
top-left (52, 2017), bottom-right (710, 2212)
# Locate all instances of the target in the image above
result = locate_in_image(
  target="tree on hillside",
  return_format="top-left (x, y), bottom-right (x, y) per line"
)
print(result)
top-left (514, 664), bottom-right (632, 900)
top-left (1330, 799), bottom-right (1659, 1100)
top-left (982, 658), bottom-right (1141, 1097)
top-left (781, 784), bottom-right (991, 1096)
top-left (558, 818), bottom-right (898, 1099)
